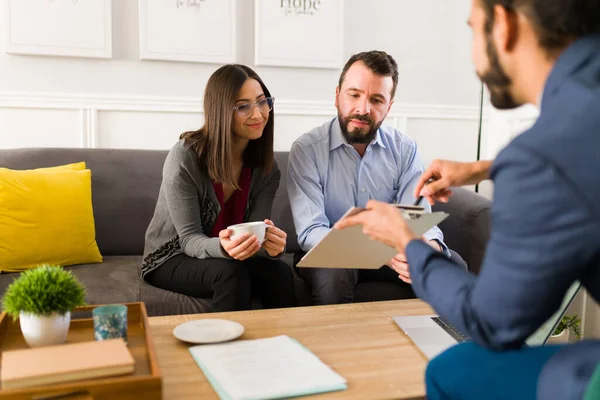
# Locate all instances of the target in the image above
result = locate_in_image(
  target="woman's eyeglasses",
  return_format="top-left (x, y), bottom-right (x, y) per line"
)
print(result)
top-left (233, 97), bottom-right (275, 118)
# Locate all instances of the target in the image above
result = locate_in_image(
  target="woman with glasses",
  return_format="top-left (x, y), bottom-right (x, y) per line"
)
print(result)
top-left (141, 64), bottom-right (295, 312)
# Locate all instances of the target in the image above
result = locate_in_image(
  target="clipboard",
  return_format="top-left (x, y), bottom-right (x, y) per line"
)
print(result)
top-left (296, 205), bottom-right (449, 269)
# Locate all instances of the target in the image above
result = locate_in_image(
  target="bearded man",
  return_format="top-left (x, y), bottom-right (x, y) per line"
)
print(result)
top-left (287, 50), bottom-right (459, 305)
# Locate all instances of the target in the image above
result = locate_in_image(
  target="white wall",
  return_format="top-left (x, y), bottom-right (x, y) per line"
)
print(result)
top-left (477, 103), bottom-right (539, 199)
top-left (584, 296), bottom-right (600, 339)
top-left (0, 0), bottom-right (482, 164)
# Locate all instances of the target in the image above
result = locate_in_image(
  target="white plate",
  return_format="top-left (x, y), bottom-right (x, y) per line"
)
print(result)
top-left (173, 319), bottom-right (245, 344)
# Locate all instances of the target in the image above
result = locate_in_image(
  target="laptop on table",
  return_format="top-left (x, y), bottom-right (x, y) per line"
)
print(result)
top-left (393, 281), bottom-right (581, 359)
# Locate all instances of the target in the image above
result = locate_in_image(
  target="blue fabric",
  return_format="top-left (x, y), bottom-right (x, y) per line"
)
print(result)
top-left (537, 341), bottom-right (600, 400)
top-left (287, 117), bottom-right (447, 253)
top-left (426, 342), bottom-right (563, 400)
top-left (407, 34), bottom-right (600, 396)
top-left (584, 363), bottom-right (600, 400)
top-left (428, 342), bottom-right (600, 400)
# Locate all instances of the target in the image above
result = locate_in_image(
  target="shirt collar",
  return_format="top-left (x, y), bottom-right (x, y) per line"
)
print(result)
top-left (329, 117), bottom-right (386, 151)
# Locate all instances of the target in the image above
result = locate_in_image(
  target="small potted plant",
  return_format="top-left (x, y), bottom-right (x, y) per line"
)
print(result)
top-left (548, 314), bottom-right (582, 344)
top-left (2, 265), bottom-right (86, 347)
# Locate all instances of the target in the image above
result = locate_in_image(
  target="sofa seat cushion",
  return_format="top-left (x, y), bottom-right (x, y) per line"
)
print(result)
top-left (0, 256), bottom-right (140, 308)
top-left (70, 256), bottom-right (141, 305)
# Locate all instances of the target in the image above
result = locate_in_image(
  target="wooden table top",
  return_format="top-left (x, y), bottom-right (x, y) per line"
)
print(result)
top-left (149, 299), bottom-right (434, 400)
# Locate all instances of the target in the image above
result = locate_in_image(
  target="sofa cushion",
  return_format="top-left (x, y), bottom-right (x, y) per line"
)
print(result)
top-left (0, 164), bottom-right (103, 272)
top-left (433, 187), bottom-right (491, 274)
top-left (0, 148), bottom-right (168, 256)
top-left (64, 256), bottom-right (141, 305)
top-left (0, 256), bottom-right (140, 307)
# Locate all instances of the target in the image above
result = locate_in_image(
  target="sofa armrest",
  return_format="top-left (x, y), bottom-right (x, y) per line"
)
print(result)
top-left (432, 187), bottom-right (492, 275)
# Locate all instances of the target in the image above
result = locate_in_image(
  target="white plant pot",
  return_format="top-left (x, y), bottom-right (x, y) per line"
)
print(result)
top-left (547, 329), bottom-right (570, 345)
top-left (19, 311), bottom-right (71, 348)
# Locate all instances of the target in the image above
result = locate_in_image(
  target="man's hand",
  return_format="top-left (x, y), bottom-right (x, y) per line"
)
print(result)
top-left (388, 253), bottom-right (411, 284)
top-left (219, 229), bottom-right (261, 260)
top-left (334, 200), bottom-right (419, 254)
top-left (387, 240), bottom-right (441, 284)
top-left (427, 239), bottom-right (443, 252)
top-left (414, 160), bottom-right (493, 205)
top-left (262, 219), bottom-right (287, 257)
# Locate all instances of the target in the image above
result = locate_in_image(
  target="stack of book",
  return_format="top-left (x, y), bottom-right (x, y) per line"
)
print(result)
top-left (1, 338), bottom-right (135, 389)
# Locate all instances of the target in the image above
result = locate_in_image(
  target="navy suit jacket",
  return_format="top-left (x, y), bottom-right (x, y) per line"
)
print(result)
top-left (407, 34), bottom-right (600, 398)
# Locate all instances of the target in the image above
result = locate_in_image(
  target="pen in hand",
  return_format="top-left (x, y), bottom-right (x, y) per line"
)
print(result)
top-left (413, 195), bottom-right (424, 207)
top-left (413, 179), bottom-right (434, 206)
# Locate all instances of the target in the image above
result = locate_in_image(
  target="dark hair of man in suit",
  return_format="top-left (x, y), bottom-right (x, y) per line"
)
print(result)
top-left (480, 0), bottom-right (600, 54)
top-left (473, 0), bottom-right (600, 110)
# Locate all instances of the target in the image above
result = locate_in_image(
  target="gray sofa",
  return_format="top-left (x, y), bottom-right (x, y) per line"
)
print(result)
top-left (0, 148), bottom-right (492, 316)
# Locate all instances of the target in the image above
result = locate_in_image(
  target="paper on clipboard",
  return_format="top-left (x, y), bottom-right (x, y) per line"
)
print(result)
top-left (296, 205), bottom-right (449, 270)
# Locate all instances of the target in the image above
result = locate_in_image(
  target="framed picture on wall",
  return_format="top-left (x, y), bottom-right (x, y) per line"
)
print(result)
top-left (255, 0), bottom-right (343, 69)
top-left (4, 0), bottom-right (112, 59)
top-left (138, 0), bottom-right (236, 64)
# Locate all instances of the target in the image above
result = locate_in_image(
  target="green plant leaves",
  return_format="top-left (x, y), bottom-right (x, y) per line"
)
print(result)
top-left (1, 265), bottom-right (86, 319)
top-left (553, 314), bottom-right (582, 339)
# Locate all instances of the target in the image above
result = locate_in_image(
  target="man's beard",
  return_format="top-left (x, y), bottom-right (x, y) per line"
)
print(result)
top-left (478, 34), bottom-right (522, 110)
top-left (338, 112), bottom-right (384, 144)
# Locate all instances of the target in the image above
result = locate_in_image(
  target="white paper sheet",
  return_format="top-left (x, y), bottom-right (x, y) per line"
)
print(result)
top-left (189, 335), bottom-right (347, 400)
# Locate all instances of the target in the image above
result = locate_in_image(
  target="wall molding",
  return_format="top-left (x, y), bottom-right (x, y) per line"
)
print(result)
top-left (482, 104), bottom-right (539, 160)
top-left (0, 91), bottom-right (485, 119)
top-left (0, 91), bottom-right (489, 150)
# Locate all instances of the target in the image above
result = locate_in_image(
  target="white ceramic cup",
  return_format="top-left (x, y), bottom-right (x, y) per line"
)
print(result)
top-left (227, 221), bottom-right (268, 245)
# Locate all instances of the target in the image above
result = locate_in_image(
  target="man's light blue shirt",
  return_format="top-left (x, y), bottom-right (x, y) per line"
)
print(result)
top-left (287, 117), bottom-right (447, 254)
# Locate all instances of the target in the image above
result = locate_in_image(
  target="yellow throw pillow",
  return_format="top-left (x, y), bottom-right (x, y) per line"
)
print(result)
top-left (0, 163), bottom-right (102, 272)
top-left (33, 162), bottom-right (87, 172)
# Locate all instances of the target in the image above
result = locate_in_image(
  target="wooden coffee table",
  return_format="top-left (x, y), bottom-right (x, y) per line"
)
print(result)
top-left (149, 299), bottom-right (434, 399)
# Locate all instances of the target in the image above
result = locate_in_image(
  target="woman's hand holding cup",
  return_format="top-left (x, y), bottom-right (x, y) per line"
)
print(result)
top-left (219, 229), bottom-right (261, 260)
top-left (263, 219), bottom-right (287, 257)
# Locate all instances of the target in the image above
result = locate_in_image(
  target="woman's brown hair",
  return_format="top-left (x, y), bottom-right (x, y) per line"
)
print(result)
top-left (181, 64), bottom-right (275, 189)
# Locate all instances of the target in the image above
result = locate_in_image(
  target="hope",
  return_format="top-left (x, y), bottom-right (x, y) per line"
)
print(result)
top-left (280, 0), bottom-right (322, 12)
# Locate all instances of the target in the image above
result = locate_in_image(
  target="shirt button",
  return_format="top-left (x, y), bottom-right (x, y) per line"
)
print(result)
top-left (361, 188), bottom-right (366, 193)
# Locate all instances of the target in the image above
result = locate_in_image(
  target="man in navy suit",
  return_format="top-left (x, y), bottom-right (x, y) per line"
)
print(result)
top-left (336, 0), bottom-right (600, 399)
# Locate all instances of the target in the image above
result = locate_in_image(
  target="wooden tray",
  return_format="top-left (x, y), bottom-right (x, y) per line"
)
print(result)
top-left (0, 303), bottom-right (162, 400)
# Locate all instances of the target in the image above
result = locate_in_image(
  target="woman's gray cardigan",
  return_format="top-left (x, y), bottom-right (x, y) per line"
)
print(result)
top-left (141, 140), bottom-right (282, 278)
